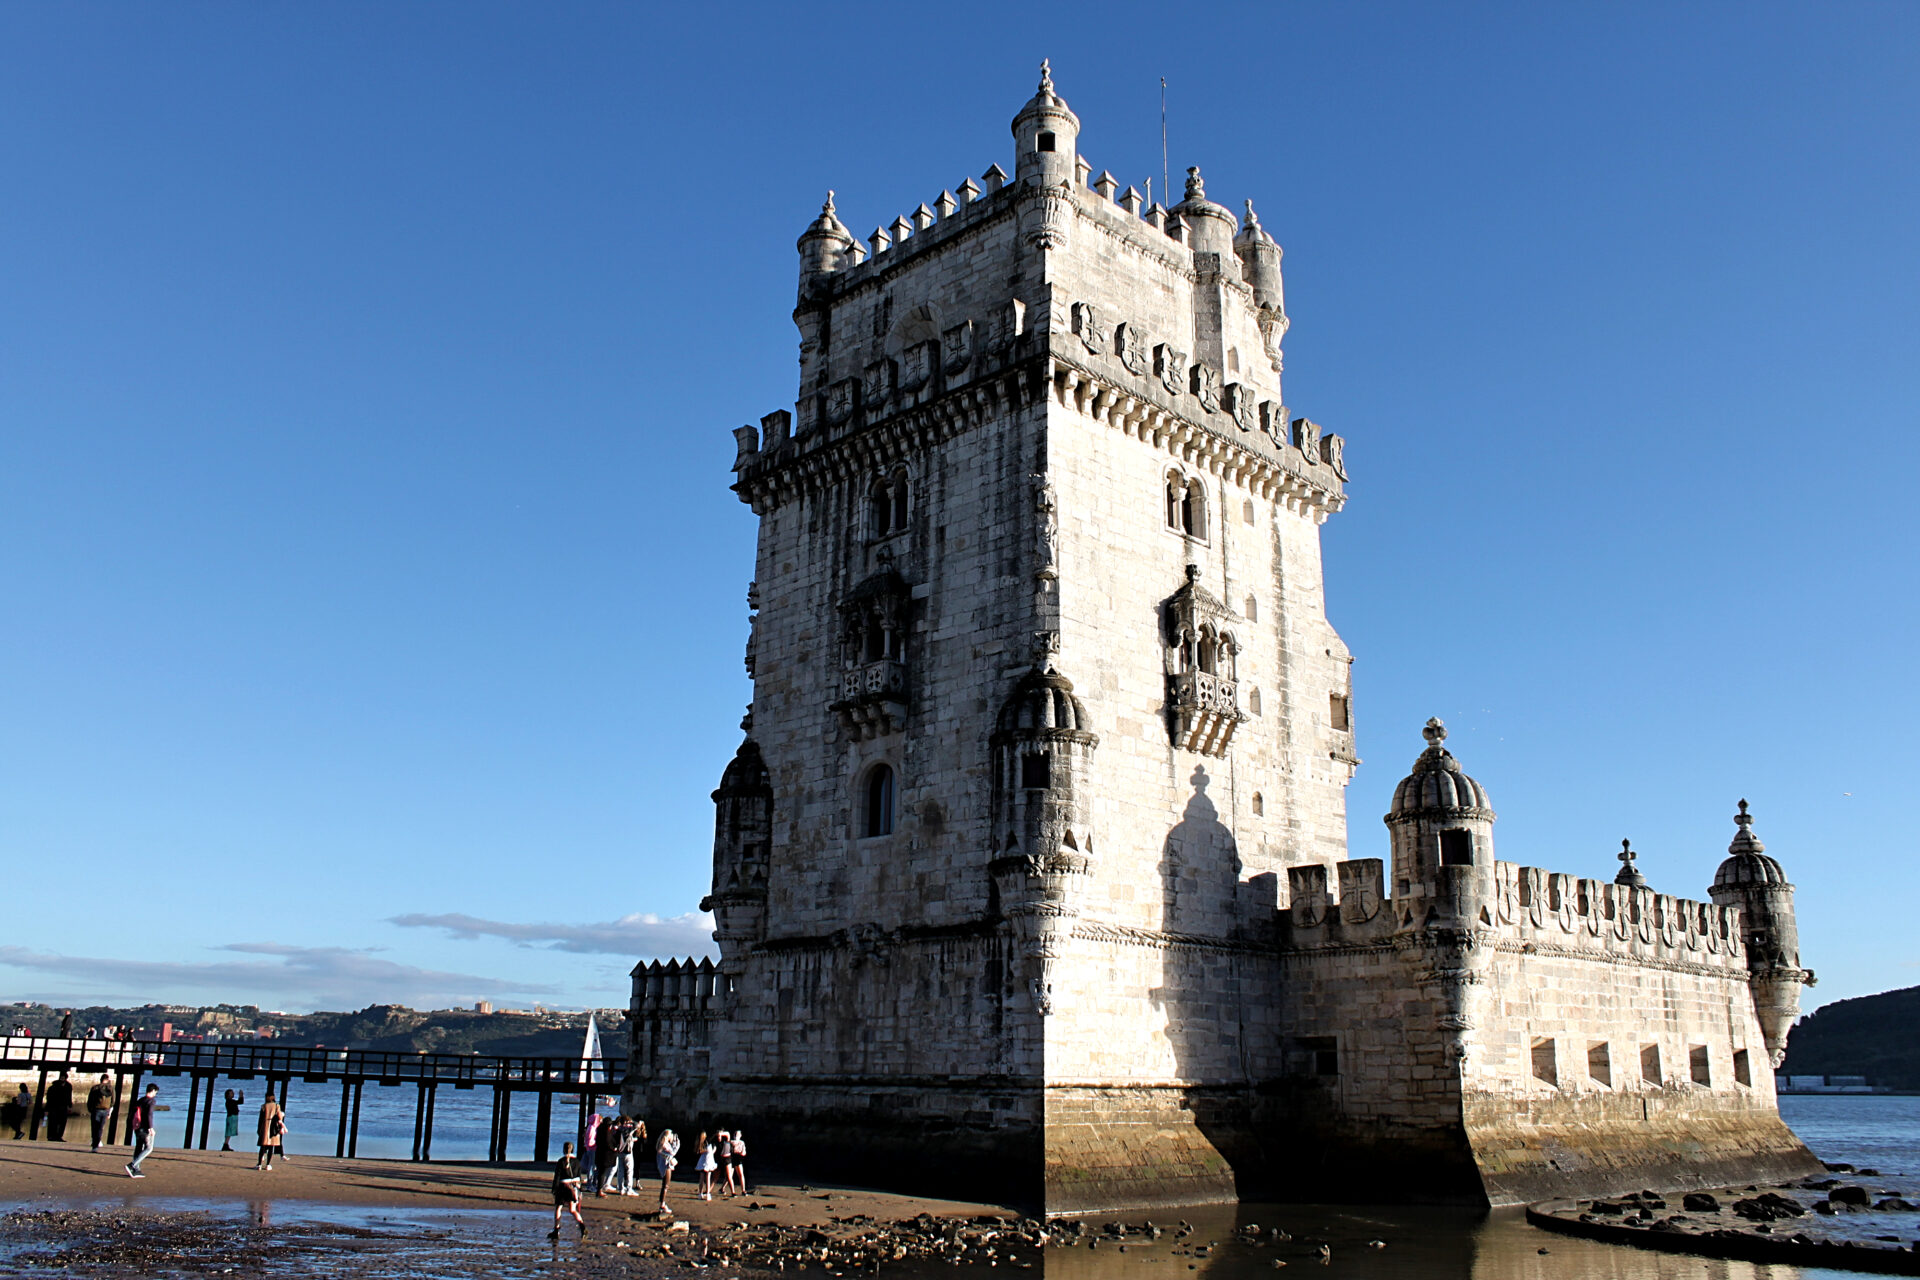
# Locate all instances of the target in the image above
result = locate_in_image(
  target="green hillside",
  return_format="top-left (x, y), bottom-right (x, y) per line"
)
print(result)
top-left (1782, 986), bottom-right (1920, 1089)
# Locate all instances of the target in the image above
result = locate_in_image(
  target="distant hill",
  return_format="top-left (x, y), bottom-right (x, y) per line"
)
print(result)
top-left (1, 1001), bottom-right (626, 1060)
top-left (1782, 986), bottom-right (1920, 1089)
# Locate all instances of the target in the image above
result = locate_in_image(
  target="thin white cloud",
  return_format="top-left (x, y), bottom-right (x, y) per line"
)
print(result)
top-left (0, 943), bottom-right (559, 1012)
top-left (388, 910), bottom-right (716, 958)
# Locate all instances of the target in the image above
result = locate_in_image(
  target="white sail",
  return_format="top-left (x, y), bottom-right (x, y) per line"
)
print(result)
top-left (579, 1013), bottom-right (603, 1086)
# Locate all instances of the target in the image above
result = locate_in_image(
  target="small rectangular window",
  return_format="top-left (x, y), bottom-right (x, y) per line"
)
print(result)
top-left (1020, 753), bottom-right (1050, 790)
top-left (1733, 1048), bottom-right (1752, 1087)
top-left (1531, 1037), bottom-right (1558, 1087)
top-left (1037, 131), bottom-right (1056, 153)
top-left (1640, 1043), bottom-right (1662, 1084)
top-left (1440, 829), bottom-right (1474, 866)
top-left (1689, 1045), bottom-right (1711, 1087)
top-left (1588, 1042), bottom-right (1612, 1087)
top-left (1329, 693), bottom-right (1350, 731)
top-left (1290, 1036), bottom-right (1338, 1077)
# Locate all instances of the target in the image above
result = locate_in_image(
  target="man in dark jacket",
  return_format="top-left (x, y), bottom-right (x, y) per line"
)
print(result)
top-left (44, 1071), bottom-right (73, 1141)
top-left (87, 1075), bottom-right (114, 1152)
top-left (126, 1085), bottom-right (159, 1177)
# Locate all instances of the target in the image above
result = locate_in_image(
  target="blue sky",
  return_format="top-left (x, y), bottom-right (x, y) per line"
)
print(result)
top-left (1, 3), bottom-right (1914, 1015)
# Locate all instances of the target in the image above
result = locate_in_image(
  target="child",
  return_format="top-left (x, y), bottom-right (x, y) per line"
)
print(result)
top-left (550, 1141), bottom-right (587, 1238)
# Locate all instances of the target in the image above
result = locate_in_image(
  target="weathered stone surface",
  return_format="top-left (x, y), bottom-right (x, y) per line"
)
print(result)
top-left (623, 66), bottom-right (1819, 1214)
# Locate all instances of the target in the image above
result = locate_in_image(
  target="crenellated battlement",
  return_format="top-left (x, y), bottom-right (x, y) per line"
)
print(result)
top-left (630, 956), bottom-right (730, 1017)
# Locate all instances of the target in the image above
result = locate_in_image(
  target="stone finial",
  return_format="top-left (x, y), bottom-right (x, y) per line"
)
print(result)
top-left (846, 240), bottom-right (866, 265)
top-left (957, 177), bottom-right (982, 204)
top-left (1243, 198), bottom-right (1258, 229)
top-left (1185, 166), bottom-right (1206, 201)
top-left (1038, 58), bottom-right (1053, 94)
top-left (1118, 185), bottom-right (1143, 216)
top-left (983, 163), bottom-right (1009, 194)
top-left (1144, 202), bottom-right (1166, 231)
top-left (1615, 838), bottom-right (1647, 888)
top-left (891, 214), bottom-right (913, 243)
top-left (1074, 154), bottom-right (1092, 187)
top-left (934, 190), bottom-right (957, 220)
top-left (1093, 171), bottom-right (1118, 202)
top-left (1730, 798), bottom-right (1767, 855)
top-left (912, 204), bottom-right (934, 232)
top-left (869, 226), bottom-right (891, 256)
top-left (1422, 717), bottom-right (1447, 747)
top-left (1184, 562), bottom-right (1202, 584)
top-left (823, 190), bottom-right (836, 215)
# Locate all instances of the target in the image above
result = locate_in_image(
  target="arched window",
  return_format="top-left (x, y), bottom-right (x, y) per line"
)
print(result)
top-left (1196, 627), bottom-right (1218, 675)
top-left (1248, 687), bottom-right (1262, 715)
top-left (1180, 480), bottom-right (1205, 538)
top-left (1252, 791), bottom-right (1264, 816)
top-left (1165, 475), bottom-right (1183, 530)
top-left (1245, 595), bottom-right (1258, 622)
top-left (863, 764), bottom-right (895, 837)
top-left (870, 472), bottom-right (909, 537)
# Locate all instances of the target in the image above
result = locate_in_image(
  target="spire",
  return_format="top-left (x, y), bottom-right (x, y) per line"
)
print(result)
top-left (1615, 838), bottom-right (1646, 888)
top-left (1729, 798), bottom-right (1766, 855)
top-left (1423, 717), bottom-right (1446, 747)
top-left (1185, 166), bottom-right (1205, 202)
top-left (1038, 57), bottom-right (1053, 95)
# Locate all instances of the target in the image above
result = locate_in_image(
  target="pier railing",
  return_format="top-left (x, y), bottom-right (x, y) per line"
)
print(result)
top-left (0, 1035), bottom-right (624, 1164)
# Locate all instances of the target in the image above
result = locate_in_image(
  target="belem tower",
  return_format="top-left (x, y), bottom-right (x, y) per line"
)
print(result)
top-left (625, 65), bottom-right (1820, 1213)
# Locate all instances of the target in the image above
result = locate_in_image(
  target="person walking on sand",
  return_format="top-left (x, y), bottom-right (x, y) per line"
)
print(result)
top-left (125, 1085), bottom-right (159, 1177)
top-left (548, 1140), bottom-right (587, 1238)
top-left (254, 1095), bottom-right (284, 1170)
top-left (221, 1089), bottom-right (244, 1151)
top-left (87, 1075), bottom-right (114, 1151)
top-left (726, 1129), bottom-right (747, 1197)
top-left (4, 1084), bottom-right (30, 1139)
top-left (44, 1070), bottom-right (74, 1142)
top-left (654, 1126), bottom-right (679, 1213)
top-left (693, 1130), bottom-right (717, 1200)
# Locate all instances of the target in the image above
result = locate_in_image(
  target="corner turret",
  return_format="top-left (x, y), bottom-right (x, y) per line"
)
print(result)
top-left (1233, 200), bottom-right (1286, 316)
top-left (797, 191), bottom-right (855, 293)
top-left (1011, 59), bottom-right (1080, 188)
top-left (1709, 800), bottom-right (1810, 1066)
top-left (1385, 718), bottom-right (1497, 908)
top-left (1172, 167), bottom-right (1238, 259)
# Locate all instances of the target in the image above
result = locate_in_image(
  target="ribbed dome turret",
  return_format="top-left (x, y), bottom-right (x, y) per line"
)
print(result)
top-left (1389, 718), bottom-right (1494, 817)
top-left (995, 666), bottom-right (1093, 738)
top-left (1714, 799), bottom-right (1789, 889)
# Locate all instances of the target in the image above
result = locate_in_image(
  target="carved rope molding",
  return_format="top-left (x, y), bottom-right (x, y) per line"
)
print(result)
top-left (734, 363), bottom-right (1046, 513)
top-left (1068, 920), bottom-right (1275, 956)
top-left (1045, 353), bottom-right (1345, 521)
top-left (1494, 938), bottom-right (1752, 982)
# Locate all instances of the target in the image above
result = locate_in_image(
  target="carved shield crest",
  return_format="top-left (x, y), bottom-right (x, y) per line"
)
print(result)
top-left (1293, 417), bottom-right (1321, 464)
top-left (1115, 322), bottom-right (1150, 376)
top-left (1322, 432), bottom-right (1348, 481)
top-left (1154, 344), bottom-right (1187, 396)
top-left (1260, 401), bottom-right (1288, 447)
top-left (1338, 859), bottom-right (1384, 925)
top-left (941, 320), bottom-right (974, 375)
top-left (899, 341), bottom-right (932, 393)
top-left (824, 378), bottom-right (857, 426)
top-left (863, 359), bottom-right (895, 408)
top-left (1071, 301), bottom-right (1104, 354)
top-left (1189, 363), bottom-right (1221, 413)
top-left (1223, 383), bottom-right (1255, 431)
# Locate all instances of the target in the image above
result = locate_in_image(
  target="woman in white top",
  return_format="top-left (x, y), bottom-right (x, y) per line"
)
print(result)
top-left (726, 1129), bottom-right (747, 1197)
top-left (693, 1130), bottom-right (717, 1200)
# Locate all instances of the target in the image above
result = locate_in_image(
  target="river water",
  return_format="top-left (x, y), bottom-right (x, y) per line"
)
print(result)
top-left (15, 1094), bottom-right (1918, 1278)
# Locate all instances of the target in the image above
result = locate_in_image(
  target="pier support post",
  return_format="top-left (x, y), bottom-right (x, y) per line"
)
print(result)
top-left (347, 1079), bottom-right (364, 1159)
top-left (411, 1083), bottom-right (426, 1161)
top-left (29, 1068), bottom-right (49, 1140)
top-left (535, 1087), bottom-right (552, 1164)
top-left (107, 1071), bottom-right (127, 1146)
top-left (181, 1074), bottom-right (201, 1149)
top-left (197, 1076), bottom-right (215, 1149)
top-left (124, 1070), bottom-right (144, 1147)
top-left (422, 1084), bottom-right (437, 1162)
top-left (336, 1078), bottom-right (351, 1158)
top-left (496, 1085), bottom-right (512, 1162)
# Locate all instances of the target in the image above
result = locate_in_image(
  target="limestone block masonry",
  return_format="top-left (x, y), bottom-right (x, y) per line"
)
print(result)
top-left (623, 64), bottom-right (1821, 1213)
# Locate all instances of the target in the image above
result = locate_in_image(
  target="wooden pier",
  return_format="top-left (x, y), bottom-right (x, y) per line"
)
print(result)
top-left (0, 1036), bottom-right (622, 1163)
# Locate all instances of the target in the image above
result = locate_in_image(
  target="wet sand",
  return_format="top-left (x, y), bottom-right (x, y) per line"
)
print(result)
top-left (0, 1138), bottom-right (1011, 1224)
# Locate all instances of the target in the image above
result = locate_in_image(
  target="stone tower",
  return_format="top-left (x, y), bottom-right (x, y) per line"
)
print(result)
top-left (1711, 801), bottom-right (1810, 1066)
top-left (627, 64), bottom-right (1817, 1213)
top-left (631, 64), bottom-right (1355, 1210)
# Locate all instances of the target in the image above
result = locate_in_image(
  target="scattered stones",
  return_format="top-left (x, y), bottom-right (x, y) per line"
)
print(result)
top-left (1732, 1193), bottom-right (1804, 1222)
top-left (1682, 1193), bottom-right (1721, 1212)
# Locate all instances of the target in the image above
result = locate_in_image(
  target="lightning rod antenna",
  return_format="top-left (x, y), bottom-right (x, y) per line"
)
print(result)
top-left (1160, 77), bottom-right (1169, 209)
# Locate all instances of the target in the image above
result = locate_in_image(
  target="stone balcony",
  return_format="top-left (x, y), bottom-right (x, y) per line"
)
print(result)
top-left (832, 658), bottom-right (908, 739)
top-left (1168, 670), bottom-right (1246, 756)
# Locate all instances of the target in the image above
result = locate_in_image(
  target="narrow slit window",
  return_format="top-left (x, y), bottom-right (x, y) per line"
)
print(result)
top-left (1640, 1043), bottom-right (1662, 1084)
top-left (1689, 1045), bottom-right (1711, 1087)
top-left (1588, 1042), bottom-right (1612, 1087)
top-left (863, 765), bottom-right (895, 838)
top-left (1245, 595), bottom-right (1258, 622)
top-left (1329, 693), bottom-right (1351, 731)
top-left (1531, 1038), bottom-right (1558, 1087)
top-left (1251, 792), bottom-right (1264, 817)
top-left (1733, 1048), bottom-right (1751, 1087)
top-left (1248, 687), bottom-right (1262, 716)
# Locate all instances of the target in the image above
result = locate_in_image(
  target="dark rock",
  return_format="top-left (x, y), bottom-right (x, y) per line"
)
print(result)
top-left (1589, 1201), bottom-right (1627, 1216)
top-left (1682, 1193), bottom-right (1721, 1213)
top-left (1825, 1162), bottom-right (1855, 1173)
top-left (1860, 1168), bottom-right (1882, 1176)
top-left (1831, 1186), bottom-right (1872, 1208)
top-left (1733, 1193), bottom-right (1805, 1222)
top-left (1814, 1201), bottom-right (1836, 1215)
top-left (1879, 1199), bottom-right (1919, 1211)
